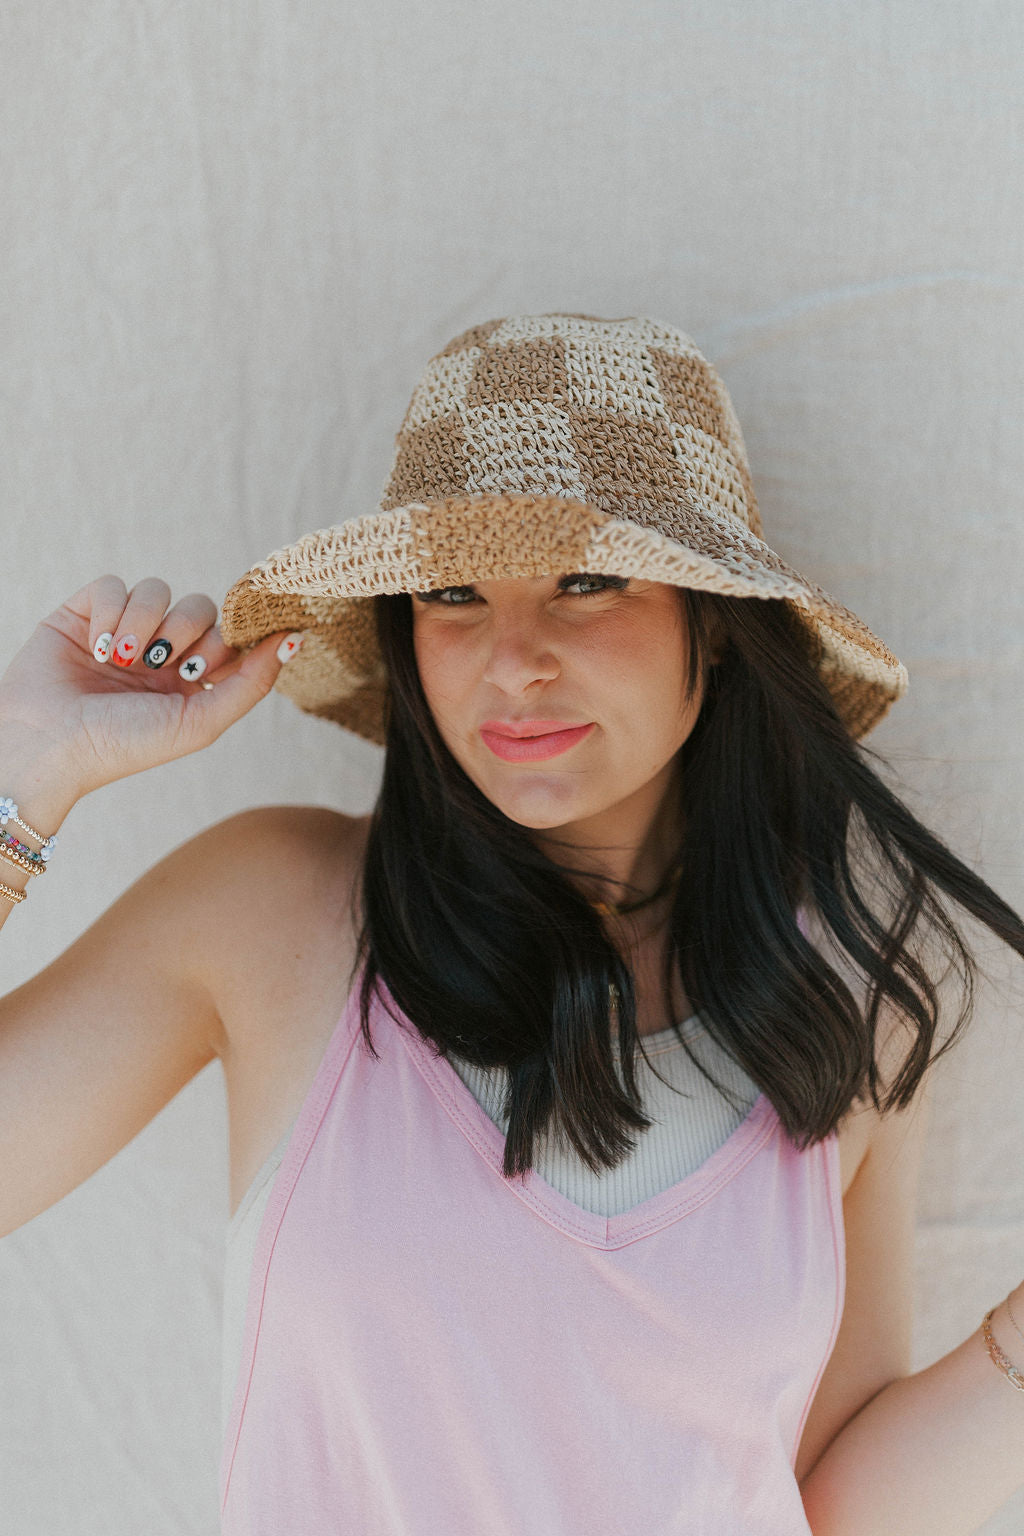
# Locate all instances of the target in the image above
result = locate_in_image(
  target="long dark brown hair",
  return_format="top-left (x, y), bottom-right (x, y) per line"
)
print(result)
top-left (349, 583), bottom-right (1024, 1181)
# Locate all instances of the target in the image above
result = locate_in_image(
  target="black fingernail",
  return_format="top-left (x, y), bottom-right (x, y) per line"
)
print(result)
top-left (143, 638), bottom-right (174, 669)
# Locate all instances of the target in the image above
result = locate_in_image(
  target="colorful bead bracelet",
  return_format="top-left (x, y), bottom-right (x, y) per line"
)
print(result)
top-left (0, 830), bottom-right (50, 867)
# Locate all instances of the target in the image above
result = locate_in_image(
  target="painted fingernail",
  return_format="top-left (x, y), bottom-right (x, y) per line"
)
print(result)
top-left (178, 654), bottom-right (207, 681)
top-left (143, 638), bottom-right (173, 669)
top-left (93, 633), bottom-right (114, 663)
top-left (277, 632), bottom-right (305, 664)
top-left (112, 634), bottom-right (139, 667)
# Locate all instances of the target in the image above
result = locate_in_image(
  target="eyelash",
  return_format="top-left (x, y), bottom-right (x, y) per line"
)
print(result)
top-left (415, 573), bottom-right (629, 605)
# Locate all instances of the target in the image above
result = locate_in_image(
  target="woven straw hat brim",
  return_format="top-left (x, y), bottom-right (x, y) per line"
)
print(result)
top-left (219, 491), bottom-right (908, 746)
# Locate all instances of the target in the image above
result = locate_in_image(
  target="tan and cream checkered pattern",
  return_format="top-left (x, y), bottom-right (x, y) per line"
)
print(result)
top-left (380, 315), bottom-right (761, 542)
top-left (220, 314), bottom-right (908, 744)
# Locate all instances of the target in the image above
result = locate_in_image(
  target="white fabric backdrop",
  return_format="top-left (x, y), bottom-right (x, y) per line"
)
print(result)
top-left (2, 2), bottom-right (1023, 1530)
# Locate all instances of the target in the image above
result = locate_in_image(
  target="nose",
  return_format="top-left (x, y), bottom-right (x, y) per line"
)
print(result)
top-left (480, 611), bottom-right (561, 696)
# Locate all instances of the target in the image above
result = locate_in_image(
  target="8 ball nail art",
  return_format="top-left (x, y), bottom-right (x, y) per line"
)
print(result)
top-left (143, 638), bottom-right (173, 668)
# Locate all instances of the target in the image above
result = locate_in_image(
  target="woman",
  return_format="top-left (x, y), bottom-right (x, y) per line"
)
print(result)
top-left (2, 313), bottom-right (1023, 1534)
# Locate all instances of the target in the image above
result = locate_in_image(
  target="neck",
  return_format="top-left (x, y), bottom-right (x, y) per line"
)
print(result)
top-left (532, 762), bottom-right (684, 921)
top-left (600, 891), bottom-right (676, 956)
top-left (588, 857), bottom-right (683, 919)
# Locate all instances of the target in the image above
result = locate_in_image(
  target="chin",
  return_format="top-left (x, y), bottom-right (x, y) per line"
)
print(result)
top-left (478, 779), bottom-right (600, 831)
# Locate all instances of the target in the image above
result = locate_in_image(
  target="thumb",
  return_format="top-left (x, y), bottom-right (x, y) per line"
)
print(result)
top-left (188, 629), bottom-right (306, 735)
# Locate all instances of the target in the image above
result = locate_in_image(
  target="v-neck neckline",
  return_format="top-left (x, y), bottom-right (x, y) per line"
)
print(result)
top-left (396, 1014), bottom-right (778, 1250)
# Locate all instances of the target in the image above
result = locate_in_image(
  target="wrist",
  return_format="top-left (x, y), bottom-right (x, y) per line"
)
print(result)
top-left (0, 763), bottom-right (80, 838)
top-left (990, 1290), bottom-right (1024, 1374)
top-left (1005, 1279), bottom-right (1024, 1331)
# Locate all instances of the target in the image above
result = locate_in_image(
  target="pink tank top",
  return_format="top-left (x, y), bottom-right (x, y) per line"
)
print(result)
top-left (219, 966), bottom-right (845, 1534)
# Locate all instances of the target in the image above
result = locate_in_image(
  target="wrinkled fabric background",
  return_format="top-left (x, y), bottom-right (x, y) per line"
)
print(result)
top-left (2, 3), bottom-right (1023, 1531)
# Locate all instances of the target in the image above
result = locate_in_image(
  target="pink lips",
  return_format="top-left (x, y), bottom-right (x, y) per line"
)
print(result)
top-left (479, 720), bottom-right (595, 762)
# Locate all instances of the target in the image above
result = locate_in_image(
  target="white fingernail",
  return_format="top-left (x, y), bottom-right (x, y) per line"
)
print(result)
top-left (178, 654), bottom-right (207, 681)
top-left (94, 633), bottom-right (114, 663)
top-left (277, 632), bottom-right (305, 664)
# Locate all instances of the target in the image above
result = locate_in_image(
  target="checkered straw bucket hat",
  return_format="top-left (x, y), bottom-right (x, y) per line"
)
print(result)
top-left (220, 313), bottom-right (908, 744)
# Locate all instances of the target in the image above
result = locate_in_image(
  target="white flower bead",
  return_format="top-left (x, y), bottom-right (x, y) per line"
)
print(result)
top-left (0, 797), bottom-right (16, 825)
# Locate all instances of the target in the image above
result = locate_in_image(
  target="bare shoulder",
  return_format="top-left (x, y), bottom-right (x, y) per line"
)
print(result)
top-left (192, 802), bottom-right (371, 1037)
top-left (834, 994), bottom-right (924, 1197)
top-left (184, 804), bottom-right (373, 1215)
top-left (196, 801), bottom-right (369, 912)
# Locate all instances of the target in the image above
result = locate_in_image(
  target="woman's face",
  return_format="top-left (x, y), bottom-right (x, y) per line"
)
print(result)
top-left (410, 571), bottom-right (709, 833)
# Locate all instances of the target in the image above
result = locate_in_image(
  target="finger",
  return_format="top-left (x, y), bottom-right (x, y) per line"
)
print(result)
top-left (129, 592), bottom-right (222, 675)
top-left (62, 575), bottom-right (130, 663)
top-left (174, 616), bottom-right (258, 687)
top-left (66, 576), bottom-right (221, 676)
top-left (203, 628), bottom-right (305, 682)
top-left (101, 577), bottom-right (173, 669)
top-left (178, 630), bottom-right (305, 736)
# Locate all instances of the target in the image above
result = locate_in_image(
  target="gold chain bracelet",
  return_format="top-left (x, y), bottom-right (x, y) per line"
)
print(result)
top-left (0, 880), bottom-right (27, 905)
top-left (982, 1308), bottom-right (1024, 1393)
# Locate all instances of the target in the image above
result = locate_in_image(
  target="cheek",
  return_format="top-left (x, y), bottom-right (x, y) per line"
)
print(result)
top-left (605, 643), bottom-right (702, 761)
top-left (412, 626), bottom-right (468, 716)
top-left (596, 622), bottom-right (694, 713)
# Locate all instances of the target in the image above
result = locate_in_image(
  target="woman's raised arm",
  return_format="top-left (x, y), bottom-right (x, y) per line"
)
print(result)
top-left (0, 575), bottom-right (301, 1236)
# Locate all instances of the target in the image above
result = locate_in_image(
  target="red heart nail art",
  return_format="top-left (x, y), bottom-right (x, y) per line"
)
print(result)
top-left (113, 635), bottom-right (139, 666)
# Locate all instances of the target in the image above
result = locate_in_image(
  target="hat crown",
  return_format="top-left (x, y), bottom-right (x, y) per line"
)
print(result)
top-left (379, 313), bottom-right (763, 541)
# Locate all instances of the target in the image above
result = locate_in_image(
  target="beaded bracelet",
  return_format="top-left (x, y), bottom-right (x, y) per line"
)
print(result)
top-left (0, 796), bottom-right (59, 904)
top-left (0, 835), bottom-right (51, 872)
top-left (982, 1307), bottom-right (1024, 1393)
top-left (0, 796), bottom-right (57, 856)
top-left (0, 842), bottom-right (44, 900)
